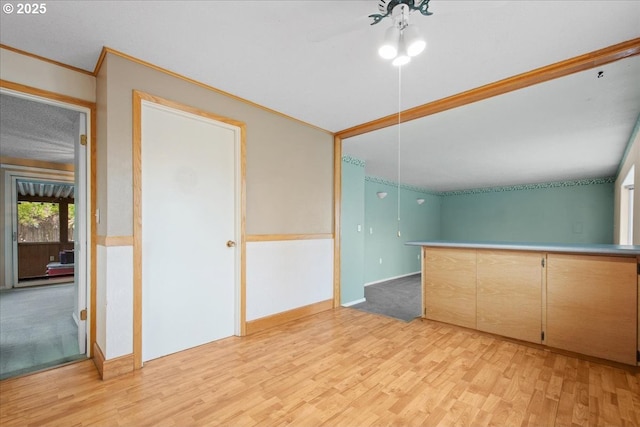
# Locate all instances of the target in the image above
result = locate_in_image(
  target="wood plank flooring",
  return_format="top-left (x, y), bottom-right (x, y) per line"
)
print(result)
top-left (1, 308), bottom-right (639, 426)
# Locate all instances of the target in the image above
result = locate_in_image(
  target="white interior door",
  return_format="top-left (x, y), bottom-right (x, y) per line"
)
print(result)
top-left (141, 102), bottom-right (238, 363)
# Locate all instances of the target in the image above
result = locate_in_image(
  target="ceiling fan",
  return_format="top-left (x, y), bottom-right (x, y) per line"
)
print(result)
top-left (369, 0), bottom-right (433, 25)
top-left (372, 0), bottom-right (433, 65)
top-left (307, 0), bottom-right (433, 43)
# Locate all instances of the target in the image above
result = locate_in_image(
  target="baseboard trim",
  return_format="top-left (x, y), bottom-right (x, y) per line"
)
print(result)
top-left (365, 271), bottom-right (420, 287)
top-left (246, 299), bottom-right (333, 335)
top-left (342, 297), bottom-right (366, 307)
top-left (92, 343), bottom-right (134, 380)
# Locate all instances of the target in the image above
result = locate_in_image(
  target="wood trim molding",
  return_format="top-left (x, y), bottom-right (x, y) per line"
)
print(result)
top-left (132, 90), bottom-right (248, 368)
top-left (240, 114), bottom-right (248, 337)
top-left (90, 105), bottom-right (97, 357)
top-left (133, 91), bottom-right (143, 370)
top-left (92, 343), bottom-right (134, 380)
top-left (246, 233), bottom-right (333, 242)
top-left (0, 80), bottom-right (95, 110)
top-left (96, 235), bottom-right (134, 247)
top-left (333, 135), bottom-right (342, 309)
top-left (96, 47), bottom-right (331, 135)
top-left (336, 38), bottom-right (640, 139)
top-left (0, 156), bottom-right (74, 172)
top-left (1, 79), bottom-right (98, 361)
top-left (245, 299), bottom-right (334, 335)
top-left (92, 342), bottom-right (105, 378)
top-left (0, 44), bottom-right (94, 76)
top-left (93, 47), bottom-right (108, 76)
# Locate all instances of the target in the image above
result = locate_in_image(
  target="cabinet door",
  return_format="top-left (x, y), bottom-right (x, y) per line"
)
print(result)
top-left (547, 254), bottom-right (637, 365)
top-left (477, 250), bottom-right (543, 343)
top-left (423, 247), bottom-right (476, 329)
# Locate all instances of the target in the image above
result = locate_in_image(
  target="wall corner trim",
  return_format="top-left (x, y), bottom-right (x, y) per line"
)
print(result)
top-left (93, 343), bottom-right (134, 380)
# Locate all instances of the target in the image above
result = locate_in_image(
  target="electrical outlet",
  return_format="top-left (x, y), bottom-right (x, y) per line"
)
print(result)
top-left (50, 256), bottom-right (55, 261)
top-left (357, 224), bottom-right (361, 232)
top-left (379, 258), bottom-right (383, 264)
top-left (370, 227), bottom-right (373, 234)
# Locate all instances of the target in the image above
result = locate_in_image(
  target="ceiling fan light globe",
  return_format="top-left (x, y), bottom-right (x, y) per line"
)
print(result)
top-left (407, 39), bottom-right (426, 57)
top-left (392, 54), bottom-right (410, 66)
top-left (392, 35), bottom-right (410, 66)
top-left (404, 26), bottom-right (426, 57)
top-left (378, 44), bottom-right (398, 59)
top-left (379, 25), bottom-right (400, 59)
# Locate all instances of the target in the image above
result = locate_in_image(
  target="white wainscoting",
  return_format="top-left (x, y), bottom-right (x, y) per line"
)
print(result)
top-left (246, 239), bottom-right (334, 321)
top-left (97, 244), bottom-right (133, 360)
top-left (96, 245), bottom-right (107, 356)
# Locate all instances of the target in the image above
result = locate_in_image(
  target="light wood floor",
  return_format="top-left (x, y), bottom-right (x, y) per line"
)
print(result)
top-left (1, 308), bottom-right (639, 426)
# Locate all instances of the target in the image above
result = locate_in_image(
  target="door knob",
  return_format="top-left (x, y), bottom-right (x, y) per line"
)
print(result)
top-left (226, 240), bottom-right (236, 248)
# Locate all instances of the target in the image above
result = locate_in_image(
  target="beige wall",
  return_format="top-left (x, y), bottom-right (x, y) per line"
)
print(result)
top-left (0, 48), bottom-right (96, 289)
top-left (99, 52), bottom-right (334, 237)
top-left (0, 47), bottom-right (96, 102)
top-left (95, 51), bottom-right (335, 358)
top-left (614, 123), bottom-right (640, 245)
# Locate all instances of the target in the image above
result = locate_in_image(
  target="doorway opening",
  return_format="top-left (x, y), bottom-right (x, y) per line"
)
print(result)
top-left (0, 90), bottom-right (91, 379)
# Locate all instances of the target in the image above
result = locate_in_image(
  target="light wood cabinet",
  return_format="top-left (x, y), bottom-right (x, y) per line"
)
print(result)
top-left (546, 254), bottom-right (637, 365)
top-left (423, 247), bottom-right (476, 329)
top-left (418, 244), bottom-right (639, 365)
top-left (477, 250), bottom-right (543, 344)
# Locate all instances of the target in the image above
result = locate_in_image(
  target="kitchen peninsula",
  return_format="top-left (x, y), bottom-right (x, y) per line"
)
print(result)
top-left (406, 241), bottom-right (640, 366)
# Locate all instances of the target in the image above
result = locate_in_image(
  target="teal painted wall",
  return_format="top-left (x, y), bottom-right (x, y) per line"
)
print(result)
top-left (363, 178), bottom-right (441, 285)
top-left (440, 182), bottom-right (614, 243)
top-left (340, 159), bottom-right (365, 305)
top-left (341, 155), bottom-right (615, 301)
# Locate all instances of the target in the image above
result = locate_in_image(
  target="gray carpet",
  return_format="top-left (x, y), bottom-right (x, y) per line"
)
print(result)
top-left (350, 274), bottom-right (421, 322)
top-left (0, 283), bottom-right (84, 380)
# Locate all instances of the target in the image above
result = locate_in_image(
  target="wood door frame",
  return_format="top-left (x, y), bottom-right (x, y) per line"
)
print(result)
top-left (0, 80), bottom-right (97, 358)
top-left (132, 91), bottom-right (247, 370)
top-left (332, 39), bottom-right (640, 306)
top-left (5, 171), bottom-right (74, 284)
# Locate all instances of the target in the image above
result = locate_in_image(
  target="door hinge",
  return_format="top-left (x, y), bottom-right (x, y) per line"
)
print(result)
top-left (541, 331), bottom-right (545, 341)
top-left (637, 350), bottom-right (640, 363)
top-left (424, 308), bottom-right (427, 316)
top-left (637, 263), bottom-right (640, 275)
top-left (80, 134), bottom-right (87, 146)
top-left (541, 258), bottom-right (545, 268)
top-left (80, 309), bottom-right (87, 321)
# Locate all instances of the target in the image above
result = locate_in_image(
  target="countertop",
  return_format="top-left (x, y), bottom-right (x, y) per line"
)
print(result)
top-left (405, 240), bottom-right (640, 256)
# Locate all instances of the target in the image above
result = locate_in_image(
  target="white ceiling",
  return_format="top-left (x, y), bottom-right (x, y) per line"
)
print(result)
top-left (1, 1), bottom-right (639, 190)
top-left (345, 55), bottom-right (640, 191)
top-left (0, 94), bottom-right (79, 164)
